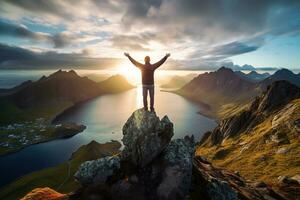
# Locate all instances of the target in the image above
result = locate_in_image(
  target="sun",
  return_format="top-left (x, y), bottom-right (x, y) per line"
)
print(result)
top-left (117, 62), bottom-right (141, 85)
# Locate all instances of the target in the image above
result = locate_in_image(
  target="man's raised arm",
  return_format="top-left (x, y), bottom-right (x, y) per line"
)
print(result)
top-left (124, 52), bottom-right (143, 68)
top-left (152, 53), bottom-right (170, 69)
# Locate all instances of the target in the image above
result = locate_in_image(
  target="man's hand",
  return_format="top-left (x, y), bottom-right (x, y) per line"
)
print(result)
top-left (166, 53), bottom-right (171, 57)
top-left (124, 52), bottom-right (130, 57)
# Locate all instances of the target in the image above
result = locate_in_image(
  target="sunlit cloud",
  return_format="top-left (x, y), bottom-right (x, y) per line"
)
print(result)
top-left (0, 0), bottom-right (299, 69)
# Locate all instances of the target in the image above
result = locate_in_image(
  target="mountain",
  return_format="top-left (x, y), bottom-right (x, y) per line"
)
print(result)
top-left (97, 74), bottom-right (134, 93)
top-left (197, 81), bottom-right (300, 187)
top-left (177, 67), bottom-right (258, 118)
top-left (235, 70), bottom-right (270, 82)
top-left (0, 80), bottom-right (33, 97)
top-left (0, 70), bottom-right (134, 124)
top-left (160, 75), bottom-right (192, 89)
top-left (260, 68), bottom-right (300, 89)
top-left (18, 109), bottom-right (296, 200)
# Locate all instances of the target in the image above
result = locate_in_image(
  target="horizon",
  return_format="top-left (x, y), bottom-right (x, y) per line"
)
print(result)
top-left (0, 1), bottom-right (300, 71)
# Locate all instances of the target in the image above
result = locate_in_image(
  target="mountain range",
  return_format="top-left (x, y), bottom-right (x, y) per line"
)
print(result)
top-left (0, 70), bottom-right (134, 124)
top-left (235, 70), bottom-right (270, 82)
top-left (176, 67), bottom-right (300, 119)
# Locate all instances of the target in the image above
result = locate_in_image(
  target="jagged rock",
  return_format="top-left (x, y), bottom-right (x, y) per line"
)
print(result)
top-left (200, 80), bottom-right (300, 146)
top-left (74, 155), bottom-right (120, 186)
top-left (270, 132), bottom-right (290, 145)
top-left (278, 176), bottom-right (299, 185)
top-left (71, 110), bottom-right (194, 200)
top-left (122, 108), bottom-right (174, 167)
top-left (277, 175), bottom-right (300, 199)
top-left (157, 136), bottom-right (195, 199)
top-left (192, 156), bottom-right (286, 200)
top-left (291, 174), bottom-right (300, 184)
top-left (276, 147), bottom-right (289, 154)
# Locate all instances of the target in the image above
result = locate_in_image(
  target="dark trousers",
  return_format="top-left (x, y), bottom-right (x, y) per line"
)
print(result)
top-left (142, 85), bottom-right (154, 109)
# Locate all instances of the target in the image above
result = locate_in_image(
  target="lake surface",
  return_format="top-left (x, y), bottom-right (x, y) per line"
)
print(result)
top-left (0, 75), bottom-right (217, 188)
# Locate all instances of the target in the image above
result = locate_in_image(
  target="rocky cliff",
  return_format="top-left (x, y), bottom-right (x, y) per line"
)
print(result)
top-left (72, 109), bottom-right (195, 200)
top-left (197, 81), bottom-right (300, 199)
top-left (21, 108), bottom-right (296, 200)
top-left (200, 80), bottom-right (300, 146)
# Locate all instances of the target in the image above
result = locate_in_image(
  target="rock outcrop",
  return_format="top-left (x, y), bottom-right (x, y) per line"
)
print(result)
top-left (201, 81), bottom-right (300, 146)
top-left (192, 156), bottom-right (287, 200)
top-left (74, 156), bottom-right (121, 186)
top-left (72, 109), bottom-right (194, 200)
top-left (122, 109), bottom-right (174, 167)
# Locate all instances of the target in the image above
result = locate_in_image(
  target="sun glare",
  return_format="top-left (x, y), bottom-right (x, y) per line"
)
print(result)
top-left (117, 63), bottom-right (141, 85)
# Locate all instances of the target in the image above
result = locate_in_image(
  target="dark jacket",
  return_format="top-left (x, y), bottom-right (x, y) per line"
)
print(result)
top-left (127, 55), bottom-right (168, 85)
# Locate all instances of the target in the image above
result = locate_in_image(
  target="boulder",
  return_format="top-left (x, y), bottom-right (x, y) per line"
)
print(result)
top-left (192, 156), bottom-right (286, 200)
top-left (74, 155), bottom-right (120, 186)
top-left (157, 136), bottom-right (195, 199)
top-left (122, 109), bottom-right (174, 167)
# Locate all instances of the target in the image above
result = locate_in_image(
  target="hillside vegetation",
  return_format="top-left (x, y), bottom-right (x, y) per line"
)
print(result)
top-left (0, 140), bottom-right (121, 200)
top-left (197, 81), bottom-right (300, 184)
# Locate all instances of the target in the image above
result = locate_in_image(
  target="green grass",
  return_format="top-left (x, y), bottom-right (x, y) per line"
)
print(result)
top-left (0, 140), bottom-right (121, 200)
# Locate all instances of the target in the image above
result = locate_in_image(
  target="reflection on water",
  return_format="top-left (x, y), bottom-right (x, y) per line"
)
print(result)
top-left (0, 87), bottom-right (217, 187)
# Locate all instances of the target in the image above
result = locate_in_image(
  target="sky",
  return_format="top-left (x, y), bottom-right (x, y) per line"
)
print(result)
top-left (0, 0), bottom-right (300, 71)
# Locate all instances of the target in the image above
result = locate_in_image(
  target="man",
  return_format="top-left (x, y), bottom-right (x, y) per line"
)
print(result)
top-left (124, 52), bottom-right (170, 112)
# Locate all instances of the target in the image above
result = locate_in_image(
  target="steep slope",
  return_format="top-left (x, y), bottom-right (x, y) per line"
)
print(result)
top-left (0, 140), bottom-right (121, 200)
top-left (19, 109), bottom-right (294, 200)
top-left (177, 67), bottom-right (259, 118)
top-left (260, 68), bottom-right (300, 89)
top-left (0, 70), bottom-right (133, 124)
top-left (97, 74), bottom-right (135, 93)
top-left (160, 74), bottom-right (196, 89)
top-left (10, 70), bottom-right (101, 108)
top-left (197, 81), bottom-right (300, 185)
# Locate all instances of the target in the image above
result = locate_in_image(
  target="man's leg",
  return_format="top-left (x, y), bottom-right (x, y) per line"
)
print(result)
top-left (142, 86), bottom-right (148, 110)
top-left (149, 86), bottom-right (154, 111)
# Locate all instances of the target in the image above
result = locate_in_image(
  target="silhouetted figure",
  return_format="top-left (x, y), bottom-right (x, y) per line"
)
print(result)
top-left (124, 52), bottom-right (170, 112)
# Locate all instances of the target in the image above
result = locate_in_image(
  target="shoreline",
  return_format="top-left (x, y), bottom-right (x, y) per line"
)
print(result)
top-left (0, 123), bottom-right (86, 157)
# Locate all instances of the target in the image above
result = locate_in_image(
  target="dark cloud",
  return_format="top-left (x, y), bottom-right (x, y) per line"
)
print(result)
top-left (0, 43), bottom-right (121, 69)
top-left (3, 0), bottom-right (73, 20)
top-left (209, 42), bottom-right (260, 58)
top-left (0, 20), bottom-right (73, 48)
top-left (0, 0), bottom-right (299, 69)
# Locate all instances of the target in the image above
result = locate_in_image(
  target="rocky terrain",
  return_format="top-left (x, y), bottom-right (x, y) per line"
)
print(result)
top-left (1, 140), bottom-right (121, 200)
top-left (197, 81), bottom-right (300, 199)
top-left (20, 109), bottom-right (296, 200)
top-left (176, 67), bottom-right (300, 119)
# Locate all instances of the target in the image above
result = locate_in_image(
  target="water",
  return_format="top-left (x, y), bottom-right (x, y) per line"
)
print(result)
top-left (0, 82), bottom-right (217, 188)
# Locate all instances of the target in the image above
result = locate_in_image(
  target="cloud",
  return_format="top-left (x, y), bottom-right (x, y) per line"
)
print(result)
top-left (0, 0), bottom-right (299, 69)
top-left (0, 20), bottom-right (75, 48)
top-left (0, 43), bottom-right (121, 69)
top-left (110, 33), bottom-right (157, 51)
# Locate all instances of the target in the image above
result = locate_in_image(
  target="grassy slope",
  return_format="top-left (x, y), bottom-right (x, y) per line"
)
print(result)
top-left (0, 98), bottom-right (73, 125)
top-left (0, 140), bottom-right (121, 200)
top-left (177, 87), bottom-right (257, 120)
top-left (197, 98), bottom-right (300, 184)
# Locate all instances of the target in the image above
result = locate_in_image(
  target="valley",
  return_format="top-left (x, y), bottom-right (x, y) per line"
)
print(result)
top-left (0, 70), bottom-right (134, 155)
